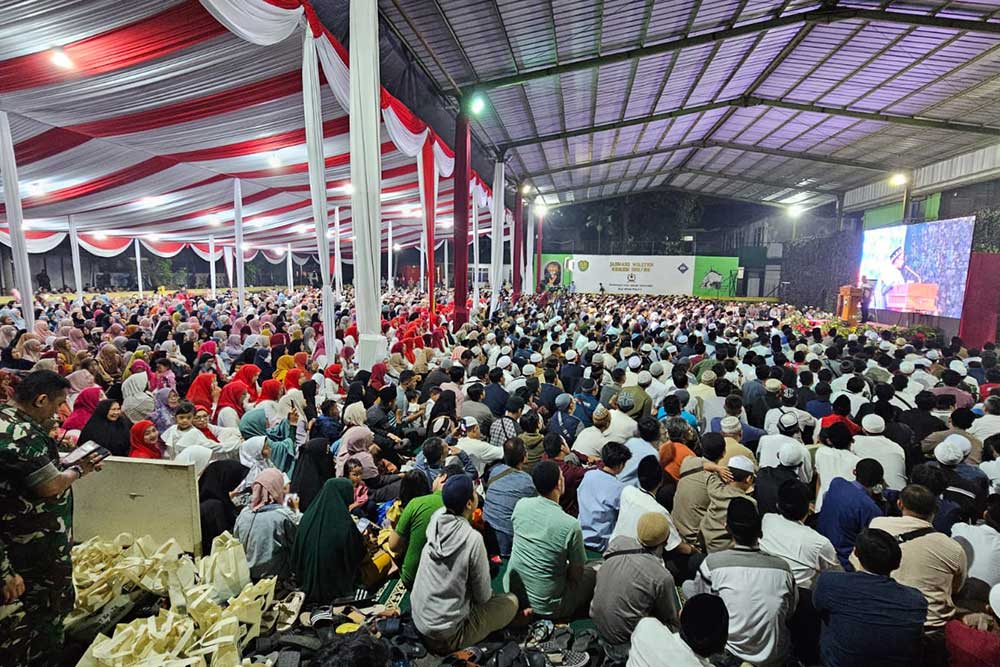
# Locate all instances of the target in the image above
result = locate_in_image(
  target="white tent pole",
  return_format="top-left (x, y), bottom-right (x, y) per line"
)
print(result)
top-left (134, 239), bottom-right (144, 298)
top-left (286, 244), bottom-right (294, 293)
top-left (388, 219), bottom-right (394, 290)
top-left (68, 215), bottom-right (83, 303)
top-left (234, 178), bottom-right (246, 309)
top-left (525, 205), bottom-right (535, 294)
top-left (349, 0), bottom-right (385, 370)
top-left (419, 224), bottom-right (426, 292)
top-left (208, 235), bottom-right (217, 299)
top-left (471, 193), bottom-right (479, 314)
top-left (489, 161), bottom-right (505, 316)
top-left (333, 207), bottom-right (343, 295)
top-left (443, 238), bottom-right (449, 287)
top-left (0, 112), bottom-right (35, 330)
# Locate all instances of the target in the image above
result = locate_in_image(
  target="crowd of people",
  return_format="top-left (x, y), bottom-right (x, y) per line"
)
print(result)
top-left (2, 284), bottom-right (1000, 666)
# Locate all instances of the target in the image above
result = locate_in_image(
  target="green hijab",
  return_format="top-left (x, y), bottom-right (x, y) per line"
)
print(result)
top-left (291, 477), bottom-right (365, 601)
top-left (240, 407), bottom-right (296, 476)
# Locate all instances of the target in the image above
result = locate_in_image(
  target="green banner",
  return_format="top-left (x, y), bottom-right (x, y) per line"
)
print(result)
top-left (692, 256), bottom-right (740, 297)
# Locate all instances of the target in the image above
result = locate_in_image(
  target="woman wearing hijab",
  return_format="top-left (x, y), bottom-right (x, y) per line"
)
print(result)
top-left (78, 399), bottom-right (132, 457)
top-left (321, 364), bottom-right (344, 401)
top-left (293, 351), bottom-right (309, 373)
top-left (273, 354), bottom-right (295, 384)
top-left (215, 380), bottom-right (249, 429)
top-left (234, 364), bottom-right (261, 402)
top-left (255, 378), bottom-right (283, 425)
top-left (428, 389), bottom-right (458, 439)
top-left (176, 444), bottom-right (214, 479)
top-left (369, 362), bottom-right (389, 391)
top-left (234, 468), bottom-right (299, 581)
top-left (291, 478), bottom-right (365, 601)
top-left (240, 409), bottom-right (298, 477)
top-left (64, 369), bottom-right (96, 409)
top-left (63, 386), bottom-right (105, 432)
top-left (150, 388), bottom-right (178, 433)
top-left (284, 368), bottom-right (302, 392)
top-left (186, 373), bottom-right (218, 412)
top-left (198, 460), bottom-right (250, 555)
top-left (128, 420), bottom-right (162, 459)
top-left (121, 372), bottom-right (156, 424)
top-left (290, 437), bottom-right (334, 513)
top-left (97, 344), bottom-right (124, 384)
top-left (334, 425), bottom-right (401, 503)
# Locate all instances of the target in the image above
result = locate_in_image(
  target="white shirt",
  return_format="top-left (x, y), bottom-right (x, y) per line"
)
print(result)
top-left (606, 410), bottom-right (638, 443)
top-left (814, 447), bottom-right (861, 513)
top-left (454, 436), bottom-right (503, 476)
top-left (830, 391), bottom-right (869, 419)
top-left (851, 435), bottom-right (907, 490)
top-left (627, 618), bottom-right (710, 667)
top-left (763, 406), bottom-right (815, 436)
top-left (981, 460), bottom-right (1000, 494)
top-left (950, 522), bottom-right (1000, 587)
top-left (968, 413), bottom-right (1000, 443)
top-left (611, 486), bottom-right (682, 552)
top-left (760, 514), bottom-right (841, 590)
top-left (757, 434), bottom-right (813, 485)
top-left (911, 369), bottom-right (938, 390)
top-left (573, 426), bottom-right (607, 460)
top-left (646, 377), bottom-right (669, 408)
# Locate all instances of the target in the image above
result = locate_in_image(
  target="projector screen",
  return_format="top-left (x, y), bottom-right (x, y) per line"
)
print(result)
top-left (859, 216), bottom-right (975, 319)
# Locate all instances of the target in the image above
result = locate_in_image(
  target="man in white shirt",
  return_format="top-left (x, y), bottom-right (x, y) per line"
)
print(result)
top-left (757, 412), bottom-right (813, 485)
top-left (454, 416), bottom-right (503, 476)
top-left (851, 414), bottom-right (907, 491)
top-left (910, 358), bottom-right (939, 391)
top-left (950, 494), bottom-right (1000, 593)
top-left (612, 455), bottom-right (688, 555)
top-left (969, 396), bottom-right (1000, 443)
top-left (646, 361), bottom-right (669, 409)
top-left (627, 594), bottom-right (729, 667)
top-left (831, 376), bottom-right (870, 419)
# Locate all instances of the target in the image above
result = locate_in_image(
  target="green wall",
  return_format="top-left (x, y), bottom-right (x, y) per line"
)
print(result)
top-left (862, 192), bottom-right (941, 229)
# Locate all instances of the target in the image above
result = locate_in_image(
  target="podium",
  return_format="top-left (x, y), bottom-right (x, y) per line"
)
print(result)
top-left (886, 283), bottom-right (938, 314)
top-left (837, 285), bottom-right (862, 325)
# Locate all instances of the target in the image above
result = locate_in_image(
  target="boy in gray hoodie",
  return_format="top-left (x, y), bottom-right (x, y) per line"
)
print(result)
top-left (411, 474), bottom-right (519, 654)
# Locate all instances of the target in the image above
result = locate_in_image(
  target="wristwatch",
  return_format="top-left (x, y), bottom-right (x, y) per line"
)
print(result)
top-left (68, 464), bottom-right (85, 478)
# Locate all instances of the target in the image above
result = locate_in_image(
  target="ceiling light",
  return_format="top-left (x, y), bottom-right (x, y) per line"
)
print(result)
top-left (342, 183), bottom-right (353, 195)
top-left (787, 204), bottom-right (804, 219)
top-left (468, 93), bottom-right (486, 116)
top-left (207, 213), bottom-right (221, 226)
top-left (94, 232), bottom-right (107, 240)
top-left (27, 182), bottom-right (44, 197)
top-left (296, 224), bottom-right (311, 234)
top-left (890, 172), bottom-right (908, 187)
top-left (349, 235), bottom-right (356, 241)
top-left (534, 203), bottom-right (548, 217)
top-left (521, 184), bottom-right (531, 194)
top-left (275, 247), bottom-right (285, 255)
top-left (147, 234), bottom-right (162, 241)
top-left (440, 219), bottom-right (453, 229)
top-left (268, 153), bottom-right (282, 168)
top-left (393, 243), bottom-right (402, 251)
top-left (50, 48), bottom-right (73, 69)
top-left (139, 196), bottom-right (163, 208)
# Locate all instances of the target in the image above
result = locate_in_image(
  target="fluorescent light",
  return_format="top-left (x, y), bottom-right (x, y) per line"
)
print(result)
top-left (787, 205), bottom-right (804, 219)
top-left (534, 203), bottom-right (548, 217)
top-left (94, 232), bottom-right (107, 240)
top-left (393, 243), bottom-right (402, 251)
top-left (440, 219), bottom-right (453, 229)
top-left (50, 48), bottom-right (72, 69)
top-left (147, 234), bottom-right (162, 241)
top-left (296, 224), bottom-right (311, 234)
top-left (521, 184), bottom-right (531, 194)
top-left (139, 196), bottom-right (162, 208)
top-left (341, 183), bottom-right (353, 195)
top-left (207, 214), bottom-right (221, 226)
top-left (275, 247), bottom-right (285, 255)
top-left (890, 172), bottom-right (908, 187)
top-left (268, 153), bottom-right (282, 168)
top-left (27, 182), bottom-right (44, 197)
top-left (468, 94), bottom-right (486, 115)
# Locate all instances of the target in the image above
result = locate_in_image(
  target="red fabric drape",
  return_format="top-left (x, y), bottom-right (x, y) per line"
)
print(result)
top-left (958, 252), bottom-right (1000, 348)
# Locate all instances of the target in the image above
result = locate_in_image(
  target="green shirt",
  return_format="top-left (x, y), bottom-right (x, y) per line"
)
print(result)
top-left (504, 495), bottom-right (585, 616)
top-left (396, 491), bottom-right (444, 588)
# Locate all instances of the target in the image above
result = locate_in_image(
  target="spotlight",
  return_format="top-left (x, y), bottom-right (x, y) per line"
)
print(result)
top-left (890, 172), bottom-right (908, 187)
top-left (787, 205), bottom-right (804, 219)
top-left (94, 232), bottom-right (107, 240)
top-left (521, 184), bottom-right (531, 194)
top-left (468, 94), bottom-right (486, 115)
top-left (50, 48), bottom-right (73, 69)
top-left (268, 153), bottom-right (282, 168)
top-left (27, 182), bottom-right (44, 197)
top-left (393, 243), bottom-right (402, 251)
top-left (534, 203), bottom-right (548, 217)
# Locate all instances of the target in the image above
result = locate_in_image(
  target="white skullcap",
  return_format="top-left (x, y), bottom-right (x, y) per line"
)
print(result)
top-left (777, 441), bottom-right (805, 467)
top-left (949, 360), bottom-right (968, 376)
top-left (587, 341), bottom-right (599, 351)
top-left (565, 350), bottom-right (577, 361)
top-left (899, 361), bottom-right (915, 374)
top-left (943, 433), bottom-right (972, 456)
top-left (934, 441), bottom-right (964, 466)
top-left (530, 352), bottom-right (543, 363)
top-left (497, 356), bottom-right (512, 369)
top-left (728, 455), bottom-right (756, 474)
top-left (637, 370), bottom-right (652, 386)
top-left (862, 414), bottom-right (885, 434)
top-left (628, 356), bottom-right (641, 369)
top-left (522, 364), bottom-right (536, 376)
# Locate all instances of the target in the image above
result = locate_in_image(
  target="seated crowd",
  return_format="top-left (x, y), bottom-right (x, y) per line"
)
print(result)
top-left (3, 286), bottom-right (1000, 666)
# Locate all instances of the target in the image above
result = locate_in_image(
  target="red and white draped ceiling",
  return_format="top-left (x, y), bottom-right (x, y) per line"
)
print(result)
top-left (0, 0), bottom-right (502, 262)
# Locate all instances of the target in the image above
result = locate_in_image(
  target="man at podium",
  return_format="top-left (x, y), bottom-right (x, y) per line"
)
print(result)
top-left (873, 246), bottom-right (921, 309)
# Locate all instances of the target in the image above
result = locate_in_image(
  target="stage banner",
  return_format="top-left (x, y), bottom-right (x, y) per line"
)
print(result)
top-left (692, 255), bottom-right (740, 297)
top-left (539, 254), bottom-right (693, 295)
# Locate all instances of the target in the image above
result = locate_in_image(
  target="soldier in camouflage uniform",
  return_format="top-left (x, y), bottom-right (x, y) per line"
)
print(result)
top-left (0, 370), bottom-right (101, 667)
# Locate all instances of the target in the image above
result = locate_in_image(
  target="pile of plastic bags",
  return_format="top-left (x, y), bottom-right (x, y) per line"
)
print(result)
top-left (70, 532), bottom-right (275, 667)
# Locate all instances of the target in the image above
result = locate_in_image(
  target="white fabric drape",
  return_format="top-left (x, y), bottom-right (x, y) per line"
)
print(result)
top-left (68, 215), bottom-right (84, 302)
top-left (332, 207), bottom-right (343, 295)
top-left (208, 236), bottom-right (217, 299)
top-left (489, 161), bottom-right (505, 316)
top-left (524, 206), bottom-right (535, 294)
top-left (285, 244), bottom-right (294, 292)
top-left (233, 178), bottom-right (246, 309)
top-left (0, 231), bottom-right (67, 254)
top-left (350, 0), bottom-right (384, 370)
top-left (417, 145), bottom-right (438, 298)
top-left (198, 0), bottom-right (303, 45)
top-left (134, 239), bottom-right (144, 298)
top-left (471, 195), bottom-right (479, 314)
top-left (316, 203), bottom-right (336, 360)
top-left (443, 239), bottom-right (448, 287)
top-left (223, 246), bottom-right (234, 287)
top-left (0, 111), bottom-right (35, 330)
top-left (419, 225), bottom-right (426, 292)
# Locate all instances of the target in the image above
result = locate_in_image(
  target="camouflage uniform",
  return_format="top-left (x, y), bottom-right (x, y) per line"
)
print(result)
top-left (0, 405), bottom-right (74, 667)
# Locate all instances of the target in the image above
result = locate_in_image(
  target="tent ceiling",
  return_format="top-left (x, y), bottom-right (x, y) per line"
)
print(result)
top-left (379, 0), bottom-right (1000, 210)
top-left (0, 0), bottom-right (499, 257)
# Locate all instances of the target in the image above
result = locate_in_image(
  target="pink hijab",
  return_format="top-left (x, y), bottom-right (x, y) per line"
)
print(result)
top-left (250, 468), bottom-right (286, 512)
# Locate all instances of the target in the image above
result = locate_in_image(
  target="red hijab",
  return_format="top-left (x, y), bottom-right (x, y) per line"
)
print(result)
top-left (194, 405), bottom-right (219, 442)
top-left (369, 363), bottom-right (388, 391)
top-left (293, 352), bottom-right (309, 372)
top-left (128, 420), bottom-right (162, 459)
top-left (284, 368), bottom-right (302, 391)
top-left (215, 380), bottom-right (249, 422)
top-left (64, 386), bottom-right (103, 431)
top-left (186, 373), bottom-right (217, 409)
top-left (234, 364), bottom-right (261, 402)
top-left (257, 379), bottom-right (281, 403)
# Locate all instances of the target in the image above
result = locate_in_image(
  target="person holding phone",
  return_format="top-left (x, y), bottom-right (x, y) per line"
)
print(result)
top-left (0, 370), bottom-right (104, 665)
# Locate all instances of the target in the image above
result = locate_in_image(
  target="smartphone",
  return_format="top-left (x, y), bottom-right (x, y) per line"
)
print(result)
top-left (356, 517), bottom-right (371, 533)
top-left (60, 441), bottom-right (111, 467)
top-left (459, 421), bottom-right (467, 436)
